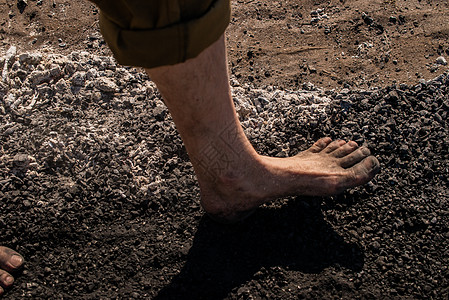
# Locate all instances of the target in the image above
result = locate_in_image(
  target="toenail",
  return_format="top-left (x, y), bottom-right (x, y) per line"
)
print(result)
top-left (9, 255), bottom-right (23, 268)
top-left (368, 157), bottom-right (380, 170)
top-left (348, 141), bottom-right (358, 147)
top-left (5, 275), bottom-right (13, 284)
top-left (361, 147), bottom-right (371, 155)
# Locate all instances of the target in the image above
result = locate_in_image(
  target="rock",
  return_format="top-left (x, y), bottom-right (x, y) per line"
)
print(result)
top-left (362, 13), bottom-right (374, 25)
top-left (95, 77), bottom-right (118, 93)
top-left (64, 62), bottom-right (76, 75)
top-left (72, 71), bottom-right (86, 86)
top-left (19, 53), bottom-right (42, 65)
top-left (2, 46), bottom-right (17, 82)
top-left (54, 78), bottom-right (69, 94)
top-left (28, 70), bottom-right (51, 86)
top-left (436, 56), bottom-right (447, 65)
top-left (49, 65), bottom-right (62, 78)
top-left (12, 154), bottom-right (36, 173)
top-left (237, 287), bottom-right (250, 296)
top-left (86, 68), bottom-right (98, 80)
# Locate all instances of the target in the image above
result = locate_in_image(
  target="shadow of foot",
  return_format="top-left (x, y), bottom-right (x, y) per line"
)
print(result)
top-left (154, 197), bottom-right (364, 300)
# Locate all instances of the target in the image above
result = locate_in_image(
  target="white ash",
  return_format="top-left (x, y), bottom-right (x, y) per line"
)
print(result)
top-left (231, 81), bottom-right (332, 140)
top-left (95, 77), bottom-right (119, 93)
top-left (2, 46), bottom-right (17, 83)
top-left (0, 49), bottom-right (335, 191)
top-left (1, 49), bottom-right (331, 131)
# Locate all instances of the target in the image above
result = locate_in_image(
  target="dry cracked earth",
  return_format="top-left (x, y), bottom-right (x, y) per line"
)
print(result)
top-left (1, 0), bottom-right (449, 299)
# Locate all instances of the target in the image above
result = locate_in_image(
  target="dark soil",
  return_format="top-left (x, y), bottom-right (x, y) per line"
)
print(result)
top-left (1, 0), bottom-right (449, 299)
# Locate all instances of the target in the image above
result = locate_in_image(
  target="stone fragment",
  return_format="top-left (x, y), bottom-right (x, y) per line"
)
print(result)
top-left (436, 56), bottom-right (447, 65)
top-left (12, 154), bottom-right (36, 172)
top-left (18, 53), bottom-right (42, 65)
top-left (86, 68), bottom-right (98, 80)
top-left (2, 46), bottom-right (17, 82)
top-left (72, 71), bottom-right (86, 86)
top-left (17, 0), bottom-right (28, 13)
top-left (64, 62), bottom-right (76, 75)
top-left (54, 78), bottom-right (69, 94)
top-left (49, 65), bottom-right (62, 78)
top-left (28, 70), bottom-right (51, 86)
top-left (95, 77), bottom-right (118, 93)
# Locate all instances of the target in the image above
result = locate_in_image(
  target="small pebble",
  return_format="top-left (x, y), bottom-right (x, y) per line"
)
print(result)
top-left (436, 56), bottom-right (447, 65)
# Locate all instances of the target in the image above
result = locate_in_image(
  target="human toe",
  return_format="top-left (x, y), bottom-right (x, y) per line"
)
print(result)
top-left (347, 156), bottom-right (380, 185)
top-left (322, 139), bottom-right (347, 153)
top-left (331, 141), bottom-right (359, 158)
top-left (0, 247), bottom-right (24, 272)
top-left (307, 137), bottom-right (333, 153)
top-left (0, 269), bottom-right (14, 288)
top-left (339, 146), bottom-right (371, 167)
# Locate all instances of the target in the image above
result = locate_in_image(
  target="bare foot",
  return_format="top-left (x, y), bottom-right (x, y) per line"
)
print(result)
top-left (145, 35), bottom-right (379, 224)
top-left (200, 137), bottom-right (380, 223)
top-left (0, 246), bottom-right (24, 296)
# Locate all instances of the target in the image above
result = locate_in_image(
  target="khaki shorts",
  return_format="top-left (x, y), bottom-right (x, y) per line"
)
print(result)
top-left (89, 0), bottom-right (231, 68)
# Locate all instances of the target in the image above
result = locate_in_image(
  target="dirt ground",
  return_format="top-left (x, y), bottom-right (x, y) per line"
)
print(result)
top-left (1, 0), bottom-right (449, 299)
top-left (1, 0), bottom-right (449, 89)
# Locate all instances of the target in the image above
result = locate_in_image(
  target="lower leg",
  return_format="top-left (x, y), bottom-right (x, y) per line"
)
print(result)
top-left (146, 34), bottom-right (379, 222)
top-left (146, 35), bottom-right (265, 220)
